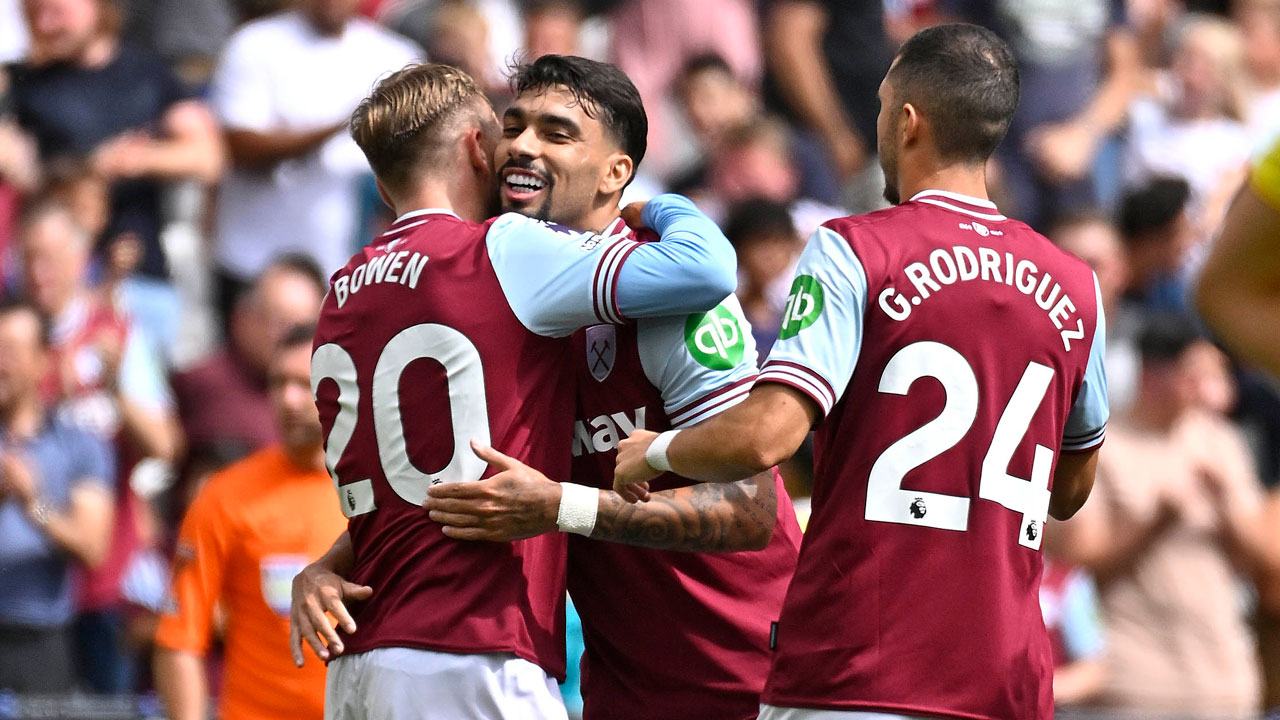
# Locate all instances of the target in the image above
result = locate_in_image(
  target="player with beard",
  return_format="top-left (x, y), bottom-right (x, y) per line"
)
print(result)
top-left (304, 62), bottom-right (737, 720)
top-left (293, 55), bottom-right (801, 720)
top-left (615, 25), bottom-right (1109, 720)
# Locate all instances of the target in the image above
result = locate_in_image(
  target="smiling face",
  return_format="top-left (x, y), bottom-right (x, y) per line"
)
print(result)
top-left (495, 85), bottom-right (630, 228)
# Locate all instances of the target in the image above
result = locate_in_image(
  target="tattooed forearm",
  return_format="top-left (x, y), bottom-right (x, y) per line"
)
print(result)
top-left (590, 472), bottom-right (778, 552)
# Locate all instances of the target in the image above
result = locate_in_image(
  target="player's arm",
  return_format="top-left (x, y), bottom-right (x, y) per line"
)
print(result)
top-left (425, 441), bottom-right (779, 551)
top-left (289, 531), bottom-right (372, 666)
top-left (1195, 146), bottom-right (1280, 377)
top-left (616, 224), bottom-right (865, 494)
top-left (489, 194), bottom-right (737, 336)
top-left (1049, 275), bottom-right (1110, 520)
top-left (153, 491), bottom-right (228, 720)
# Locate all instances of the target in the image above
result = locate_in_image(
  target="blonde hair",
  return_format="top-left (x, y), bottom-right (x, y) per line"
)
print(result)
top-left (350, 63), bottom-right (491, 194)
top-left (1177, 14), bottom-right (1249, 122)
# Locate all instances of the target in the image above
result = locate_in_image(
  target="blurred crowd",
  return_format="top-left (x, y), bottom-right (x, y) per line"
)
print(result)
top-left (0, 0), bottom-right (1279, 718)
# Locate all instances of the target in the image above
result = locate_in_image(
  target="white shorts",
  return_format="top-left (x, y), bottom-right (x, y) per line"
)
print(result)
top-left (325, 647), bottom-right (567, 720)
top-left (759, 706), bottom-right (928, 720)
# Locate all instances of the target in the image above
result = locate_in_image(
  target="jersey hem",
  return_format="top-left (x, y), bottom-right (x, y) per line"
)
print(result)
top-left (760, 698), bottom-right (1016, 720)
top-left (341, 639), bottom-right (566, 682)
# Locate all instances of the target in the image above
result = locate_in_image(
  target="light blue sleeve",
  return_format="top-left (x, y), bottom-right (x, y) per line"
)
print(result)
top-left (1063, 274), bottom-right (1109, 452)
top-left (487, 194), bottom-right (736, 337)
top-left (614, 194), bottom-right (738, 318)
top-left (636, 294), bottom-right (759, 428)
top-left (120, 326), bottom-right (174, 413)
top-left (1060, 571), bottom-right (1105, 660)
top-left (757, 225), bottom-right (868, 418)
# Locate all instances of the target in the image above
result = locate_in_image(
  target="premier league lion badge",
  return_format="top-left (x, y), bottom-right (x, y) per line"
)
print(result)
top-left (586, 325), bottom-right (616, 382)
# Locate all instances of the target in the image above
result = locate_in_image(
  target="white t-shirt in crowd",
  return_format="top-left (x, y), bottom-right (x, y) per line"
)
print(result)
top-left (1123, 95), bottom-right (1252, 219)
top-left (211, 11), bottom-right (420, 281)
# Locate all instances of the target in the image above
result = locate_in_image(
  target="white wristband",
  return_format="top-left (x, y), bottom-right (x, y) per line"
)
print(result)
top-left (645, 429), bottom-right (681, 474)
top-left (556, 483), bottom-right (599, 536)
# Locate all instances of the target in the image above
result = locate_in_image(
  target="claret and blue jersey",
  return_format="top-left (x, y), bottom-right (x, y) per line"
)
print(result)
top-left (756, 190), bottom-right (1108, 720)
top-left (309, 194), bottom-right (736, 680)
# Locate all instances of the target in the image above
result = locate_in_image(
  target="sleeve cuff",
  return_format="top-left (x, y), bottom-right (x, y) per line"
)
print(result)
top-left (592, 238), bottom-right (641, 324)
top-left (667, 376), bottom-right (756, 428)
top-left (759, 360), bottom-right (836, 418)
top-left (1061, 426), bottom-right (1106, 452)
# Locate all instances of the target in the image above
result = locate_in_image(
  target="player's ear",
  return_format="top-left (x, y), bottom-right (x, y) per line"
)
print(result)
top-left (900, 102), bottom-right (921, 148)
top-left (598, 151), bottom-right (634, 197)
top-left (464, 127), bottom-right (492, 177)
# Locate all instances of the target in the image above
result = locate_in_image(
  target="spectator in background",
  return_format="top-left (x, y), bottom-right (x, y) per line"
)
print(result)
top-left (19, 200), bottom-right (178, 693)
top-left (154, 324), bottom-right (345, 720)
top-left (1239, 0), bottom-right (1280, 150)
top-left (1047, 315), bottom-right (1267, 720)
top-left (761, 0), bottom-right (893, 212)
top-left (672, 53), bottom-right (839, 207)
top-left (6, 0), bottom-right (224, 355)
top-left (609, 0), bottom-right (760, 180)
top-left (1117, 176), bottom-right (1195, 314)
top-left (722, 199), bottom-right (800, 356)
top-left (941, 0), bottom-right (1140, 229)
top-left (701, 117), bottom-right (844, 238)
top-left (1049, 212), bottom-right (1139, 412)
top-left (169, 256), bottom-right (325, 507)
top-left (1038, 560), bottom-right (1106, 709)
top-left (0, 298), bottom-right (114, 693)
top-left (524, 0), bottom-right (585, 59)
top-left (1124, 14), bottom-right (1252, 239)
top-left (209, 0), bottom-right (418, 322)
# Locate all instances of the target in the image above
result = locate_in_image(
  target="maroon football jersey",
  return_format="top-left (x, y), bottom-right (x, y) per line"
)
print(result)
top-left (567, 221), bottom-right (802, 720)
top-left (311, 209), bottom-right (628, 678)
top-left (757, 191), bottom-right (1106, 719)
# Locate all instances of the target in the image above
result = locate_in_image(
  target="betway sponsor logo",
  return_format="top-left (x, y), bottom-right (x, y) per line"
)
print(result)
top-left (572, 407), bottom-right (647, 457)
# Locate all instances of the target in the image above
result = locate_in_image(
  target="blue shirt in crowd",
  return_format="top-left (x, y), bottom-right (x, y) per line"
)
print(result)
top-left (0, 417), bottom-right (114, 628)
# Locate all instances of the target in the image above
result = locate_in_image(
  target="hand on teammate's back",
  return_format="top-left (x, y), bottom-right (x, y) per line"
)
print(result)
top-left (422, 440), bottom-right (562, 542)
top-left (288, 563), bottom-right (372, 667)
top-left (614, 430), bottom-right (659, 503)
top-left (620, 201), bottom-right (646, 230)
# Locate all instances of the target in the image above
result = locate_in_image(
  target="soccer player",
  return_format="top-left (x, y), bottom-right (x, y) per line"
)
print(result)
top-left (1196, 135), bottom-right (1280, 377)
top-left (424, 55), bottom-right (803, 720)
top-left (154, 324), bottom-right (345, 720)
top-left (307, 63), bottom-right (735, 719)
top-left (615, 25), bottom-right (1109, 720)
top-left (294, 54), bottom-right (800, 720)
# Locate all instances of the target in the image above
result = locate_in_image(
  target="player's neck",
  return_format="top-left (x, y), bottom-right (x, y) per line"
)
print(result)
top-left (900, 164), bottom-right (991, 205)
top-left (391, 180), bottom-right (487, 223)
top-left (580, 205), bottom-right (622, 235)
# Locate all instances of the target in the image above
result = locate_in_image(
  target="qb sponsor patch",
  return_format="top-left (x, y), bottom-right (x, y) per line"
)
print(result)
top-left (779, 275), bottom-right (824, 339)
top-left (684, 305), bottom-right (746, 369)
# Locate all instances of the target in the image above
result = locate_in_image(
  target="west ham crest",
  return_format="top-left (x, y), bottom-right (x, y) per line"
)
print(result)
top-left (586, 325), bottom-right (616, 383)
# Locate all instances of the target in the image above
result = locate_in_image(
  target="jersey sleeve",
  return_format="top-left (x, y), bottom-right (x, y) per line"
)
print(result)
top-left (636, 294), bottom-right (759, 428)
top-left (1062, 274), bottom-right (1110, 452)
top-left (68, 427), bottom-right (114, 494)
top-left (757, 225), bottom-right (869, 419)
top-left (488, 194), bottom-right (737, 337)
top-left (154, 486), bottom-right (230, 655)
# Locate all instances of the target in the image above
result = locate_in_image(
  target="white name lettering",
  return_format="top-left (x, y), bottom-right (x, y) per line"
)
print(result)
top-left (333, 252), bottom-right (429, 309)
top-left (876, 245), bottom-right (1086, 351)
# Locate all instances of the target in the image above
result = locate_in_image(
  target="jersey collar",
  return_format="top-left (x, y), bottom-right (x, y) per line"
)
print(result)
top-left (909, 190), bottom-right (1007, 222)
top-left (601, 216), bottom-right (632, 240)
